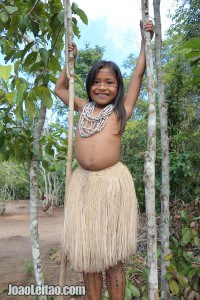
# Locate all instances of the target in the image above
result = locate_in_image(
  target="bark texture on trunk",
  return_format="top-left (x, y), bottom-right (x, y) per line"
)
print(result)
top-left (59, 1), bottom-right (74, 298)
top-left (153, 0), bottom-right (170, 298)
top-left (30, 101), bottom-right (47, 300)
top-left (141, 0), bottom-right (159, 299)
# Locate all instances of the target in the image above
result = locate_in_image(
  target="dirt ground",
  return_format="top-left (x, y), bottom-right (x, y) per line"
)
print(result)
top-left (0, 201), bottom-right (87, 300)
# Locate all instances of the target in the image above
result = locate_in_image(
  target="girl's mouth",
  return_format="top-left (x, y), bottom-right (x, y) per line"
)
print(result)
top-left (96, 93), bottom-right (109, 97)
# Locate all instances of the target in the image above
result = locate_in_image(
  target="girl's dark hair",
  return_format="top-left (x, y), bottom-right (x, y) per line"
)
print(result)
top-left (86, 60), bottom-right (126, 135)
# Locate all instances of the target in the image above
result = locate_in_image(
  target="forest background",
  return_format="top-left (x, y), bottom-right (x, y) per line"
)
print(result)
top-left (0, 0), bottom-right (199, 209)
top-left (0, 0), bottom-right (199, 298)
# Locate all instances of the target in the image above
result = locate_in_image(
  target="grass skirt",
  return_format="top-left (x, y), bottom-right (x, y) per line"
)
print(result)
top-left (63, 162), bottom-right (138, 272)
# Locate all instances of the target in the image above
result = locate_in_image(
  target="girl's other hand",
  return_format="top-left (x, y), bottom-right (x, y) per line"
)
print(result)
top-left (140, 20), bottom-right (154, 40)
top-left (69, 42), bottom-right (77, 62)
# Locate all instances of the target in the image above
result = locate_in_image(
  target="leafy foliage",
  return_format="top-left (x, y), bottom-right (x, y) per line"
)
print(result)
top-left (104, 255), bottom-right (148, 300)
top-left (168, 0), bottom-right (200, 41)
top-left (121, 114), bottom-right (148, 210)
top-left (166, 199), bottom-right (200, 298)
top-left (162, 18), bottom-right (200, 202)
top-left (182, 38), bottom-right (200, 86)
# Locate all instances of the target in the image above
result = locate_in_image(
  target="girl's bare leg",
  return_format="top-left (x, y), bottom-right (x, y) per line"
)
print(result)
top-left (105, 261), bottom-right (126, 300)
top-left (83, 272), bottom-right (103, 300)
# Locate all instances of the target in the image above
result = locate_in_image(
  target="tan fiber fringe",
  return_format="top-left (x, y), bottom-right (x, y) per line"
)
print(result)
top-left (63, 162), bottom-right (138, 273)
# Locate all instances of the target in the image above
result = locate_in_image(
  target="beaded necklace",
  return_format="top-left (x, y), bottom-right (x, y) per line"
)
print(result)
top-left (79, 102), bottom-right (114, 138)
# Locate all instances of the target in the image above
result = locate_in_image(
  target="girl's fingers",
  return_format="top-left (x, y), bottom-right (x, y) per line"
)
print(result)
top-left (68, 43), bottom-right (76, 51)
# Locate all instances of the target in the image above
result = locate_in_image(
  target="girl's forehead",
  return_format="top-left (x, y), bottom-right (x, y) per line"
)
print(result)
top-left (96, 67), bottom-right (116, 77)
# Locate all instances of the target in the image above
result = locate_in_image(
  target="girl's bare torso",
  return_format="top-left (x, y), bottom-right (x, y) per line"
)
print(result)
top-left (74, 110), bottom-right (122, 171)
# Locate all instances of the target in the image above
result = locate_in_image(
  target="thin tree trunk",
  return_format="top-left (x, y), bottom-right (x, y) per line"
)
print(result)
top-left (141, 0), bottom-right (159, 299)
top-left (30, 100), bottom-right (47, 300)
top-left (21, 30), bottom-right (47, 299)
top-left (153, 0), bottom-right (170, 298)
top-left (59, 0), bottom-right (74, 298)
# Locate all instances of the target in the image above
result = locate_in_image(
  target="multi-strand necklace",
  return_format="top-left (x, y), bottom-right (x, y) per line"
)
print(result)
top-left (79, 102), bottom-right (114, 137)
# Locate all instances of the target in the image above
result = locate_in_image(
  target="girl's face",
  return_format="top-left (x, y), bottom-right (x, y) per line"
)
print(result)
top-left (90, 67), bottom-right (118, 108)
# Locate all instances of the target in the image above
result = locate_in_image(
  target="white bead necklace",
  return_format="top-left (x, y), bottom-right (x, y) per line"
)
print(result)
top-left (79, 102), bottom-right (114, 137)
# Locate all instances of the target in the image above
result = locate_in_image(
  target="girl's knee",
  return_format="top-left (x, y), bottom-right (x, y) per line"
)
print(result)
top-left (106, 261), bottom-right (124, 275)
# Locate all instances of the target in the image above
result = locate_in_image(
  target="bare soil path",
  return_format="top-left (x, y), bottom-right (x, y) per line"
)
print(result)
top-left (0, 201), bottom-right (85, 300)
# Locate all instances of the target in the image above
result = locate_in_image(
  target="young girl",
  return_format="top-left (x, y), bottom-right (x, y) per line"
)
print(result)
top-left (55, 20), bottom-right (154, 300)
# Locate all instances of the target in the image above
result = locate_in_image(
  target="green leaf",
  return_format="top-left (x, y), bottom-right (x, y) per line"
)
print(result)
top-left (72, 16), bottom-right (77, 26)
top-left (49, 74), bottom-right (57, 84)
top-left (166, 265), bottom-right (176, 273)
top-left (169, 279), bottom-right (179, 295)
top-left (21, 42), bottom-right (35, 61)
top-left (19, 14), bottom-right (29, 34)
top-left (48, 164), bottom-right (56, 172)
top-left (129, 284), bottom-right (140, 297)
top-left (185, 51), bottom-right (200, 60)
top-left (183, 38), bottom-right (200, 50)
top-left (15, 103), bottom-right (23, 121)
top-left (176, 273), bottom-right (187, 287)
top-left (0, 11), bottom-right (9, 23)
top-left (14, 59), bottom-right (21, 76)
top-left (16, 82), bottom-right (27, 105)
top-left (15, 82), bottom-right (27, 120)
top-left (31, 20), bottom-right (39, 37)
top-left (141, 266), bottom-right (148, 278)
top-left (188, 268), bottom-right (197, 281)
top-left (181, 210), bottom-right (188, 223)
top-left (45, 143), bottom-right (54, 156)
top-left (72, 22), bottom-right (81, 38)
top-left (72, 3), bottom-right (79, 13)
top-left (191, 229), bottom-right (198, 238)
top-left (126, 267), bottom-right (137, 278)
top-left (76, 8), bottom-right (88, 25)
top-left (182, 266), bottom-right (192, 276)
top-left (183, 251), bottom-right (193, 263)
top-left (25, 99), bottom-right (37, 118)
top-left (23, 52), bottom-right (38, 68)
top-left (194, 236), bottom-right (200, 245)
top-left (125, 286), bottom-right (132, 300)
top-left (165, 273), bottom-right (172, 280)
top-left (44, 95), bottom-right (53, 108)
top-left (39, 48), bottom-right (49, 64)
top-left (5, 92), bottom-right (16, 103)
top-left (57, 10), bottom-right (64, 24)
top-left (104, 290), bottom-right (109, 299)
top-left (182, 229), bottom-right (191, 245)
top-left (165, 253), bottom-right (173, 261)
top-left (0, 65), bottom-right (12, 82)
top-left (48, 55), bottom-right (61, 73)
top-left (5, 6), bottom-right (18, 14)
top-left (34, 86), bottom-right (53, 108)
top-left (74, 74), bottom-right (84, 88)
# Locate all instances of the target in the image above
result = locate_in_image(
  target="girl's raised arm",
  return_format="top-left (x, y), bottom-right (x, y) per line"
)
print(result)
top-left (124, 20), bottom-right (154, 120)
top-left (54, 43), bottom-right (87, 114)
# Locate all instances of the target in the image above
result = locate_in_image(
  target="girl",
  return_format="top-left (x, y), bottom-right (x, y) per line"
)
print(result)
top-left (55, 20), bottom-right (154, 300)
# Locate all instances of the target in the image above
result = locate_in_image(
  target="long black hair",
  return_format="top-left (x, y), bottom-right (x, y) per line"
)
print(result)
top-left (86, 60), bottom-right (126, 135)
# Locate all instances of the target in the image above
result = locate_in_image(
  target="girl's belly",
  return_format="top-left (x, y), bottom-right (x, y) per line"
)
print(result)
top-left (74, 134), bottom-right (121, 171)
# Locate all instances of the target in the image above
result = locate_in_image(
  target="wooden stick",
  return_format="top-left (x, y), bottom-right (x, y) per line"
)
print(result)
top-left (141, 0), bottom-right (159, 299)
top-left (153, 0), bottom-right (170, 298)
top-left (59, 0), bottom-right (74, 298)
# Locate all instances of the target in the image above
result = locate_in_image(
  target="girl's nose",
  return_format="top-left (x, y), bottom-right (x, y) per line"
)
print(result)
top-left (97, 82), bottom-right (107, 89)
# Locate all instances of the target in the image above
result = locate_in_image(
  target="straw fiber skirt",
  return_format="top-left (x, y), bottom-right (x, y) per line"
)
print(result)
top-left (63, 162), bottom-right (138, 272)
